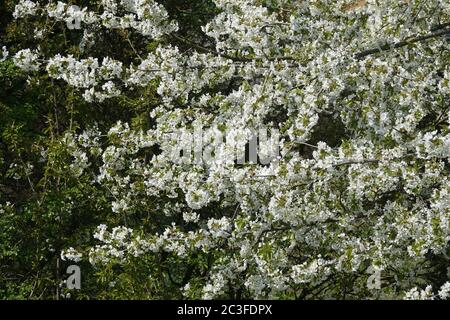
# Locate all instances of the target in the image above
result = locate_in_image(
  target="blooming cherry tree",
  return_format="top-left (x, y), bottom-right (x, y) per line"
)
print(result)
top-left (4, 0), bottom-right (450, 299)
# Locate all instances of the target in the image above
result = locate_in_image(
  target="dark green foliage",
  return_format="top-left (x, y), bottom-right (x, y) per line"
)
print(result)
top-left (0, 0), bottom-right (220, 299)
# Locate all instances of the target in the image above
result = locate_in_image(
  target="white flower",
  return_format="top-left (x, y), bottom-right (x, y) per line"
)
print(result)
top-left (61, 247), bottom-right (82, 262)
top-left (34, 28), bottom-right (44, 39)
top-left (13, 49), bottom-right (41, 72)
top-left (69, 150), bottom-right (90, 177)
top-left (93, 224), bottom-right (109, 242)
top-left (404, 287), bottom-right (421, 300)
top-left (244, 275), bottom-right (266, 297)
top-left (13, 0), bottom-right (38, 19)
top-left (185, 189), bottom-right (210, 210)
top-left (82, 88), bottom-right (96, 102)
top-left (207, 217), bottom-right (231, 239)
top-left (1, 46), bottom-right (8, 62)
top-left (183, 211), bottom-right (200, 223)
top-left (111, 226), bottom-right (133, 243)
top-left (404, 285), bottom-right (435, 300)
top-left (438, 282), bottom-right (450, 300)
top-left (47, 2), bottom-right (66, 20)
top-left (112, 199), bottom-right (129, 213)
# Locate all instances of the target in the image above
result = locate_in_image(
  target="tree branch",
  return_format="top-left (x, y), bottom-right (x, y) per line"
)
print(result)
top-left (355, 23), bottom-right (450, 59)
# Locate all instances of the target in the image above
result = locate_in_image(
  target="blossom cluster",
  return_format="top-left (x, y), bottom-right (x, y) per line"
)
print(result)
top-left (13, 0), bottom-right (178, 36)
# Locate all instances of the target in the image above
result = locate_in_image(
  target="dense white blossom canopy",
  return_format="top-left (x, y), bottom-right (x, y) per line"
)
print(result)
top-left (7, 0), bottom-right (450, 299)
